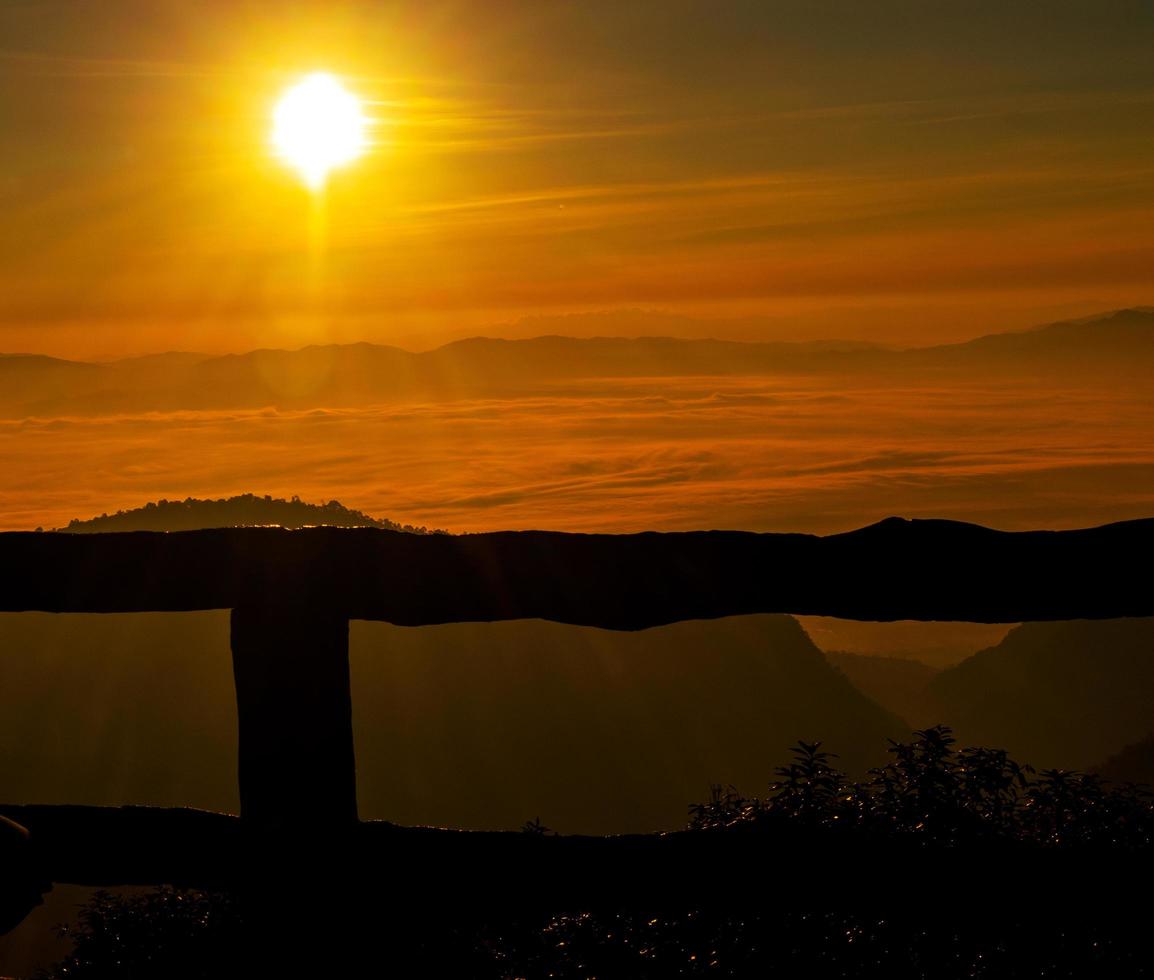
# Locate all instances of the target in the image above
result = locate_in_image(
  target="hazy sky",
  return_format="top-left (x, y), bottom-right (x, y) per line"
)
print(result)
top-left (1, 0), bottom-right (1153, 355)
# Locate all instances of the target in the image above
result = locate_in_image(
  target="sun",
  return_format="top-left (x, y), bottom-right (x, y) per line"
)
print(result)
top-left (271, 72), bottom-right (368, 189)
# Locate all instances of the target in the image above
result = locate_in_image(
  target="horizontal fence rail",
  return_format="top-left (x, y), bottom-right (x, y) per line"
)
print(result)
top-left (1, 803), bottom-right (1147, 909)
top-left (1, 516), bottom-right (1153, 624)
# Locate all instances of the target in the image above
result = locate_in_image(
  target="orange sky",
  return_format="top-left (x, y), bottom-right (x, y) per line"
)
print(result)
top-left (1, 1), bottom-right (1152, 357)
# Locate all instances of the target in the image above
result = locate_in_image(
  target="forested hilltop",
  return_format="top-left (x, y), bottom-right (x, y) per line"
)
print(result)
top-left (60, 494), bottom-right (443, 535)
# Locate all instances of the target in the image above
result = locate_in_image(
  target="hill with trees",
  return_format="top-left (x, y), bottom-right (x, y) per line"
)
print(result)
top-left (61, 494), bottom-right (441, 534)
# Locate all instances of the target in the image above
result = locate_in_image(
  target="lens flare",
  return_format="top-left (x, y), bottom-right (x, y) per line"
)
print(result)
top-left (271, 72), bottom-right (368, 189)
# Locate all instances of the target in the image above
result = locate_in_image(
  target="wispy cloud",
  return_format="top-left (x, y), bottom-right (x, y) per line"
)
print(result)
top-left (0, 49), bottom-right (232, 79)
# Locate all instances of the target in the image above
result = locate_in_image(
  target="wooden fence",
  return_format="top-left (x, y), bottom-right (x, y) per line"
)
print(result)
top-left (1, 517), bottom-right (1152, 899)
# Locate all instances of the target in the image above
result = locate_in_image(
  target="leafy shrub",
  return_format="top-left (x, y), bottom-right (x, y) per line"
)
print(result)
top-left (689, 726), bottom-right (1154, 848)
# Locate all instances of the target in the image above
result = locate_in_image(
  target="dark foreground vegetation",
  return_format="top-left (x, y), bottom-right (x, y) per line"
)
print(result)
top-left (33, 728), bottom-right (1154, 979)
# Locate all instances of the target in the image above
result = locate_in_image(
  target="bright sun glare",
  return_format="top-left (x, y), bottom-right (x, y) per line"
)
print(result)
top-left (272, 72), bottom-right (368, 189)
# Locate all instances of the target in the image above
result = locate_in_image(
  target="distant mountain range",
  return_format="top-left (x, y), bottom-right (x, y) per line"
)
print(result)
top-left (1, 307), bottom-right (1151, 417)
top-left (830, 617), bottom-right (1154, 774)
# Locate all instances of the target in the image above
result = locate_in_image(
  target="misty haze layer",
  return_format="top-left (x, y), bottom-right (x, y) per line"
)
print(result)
top-left (3, 376), bottom-right (1153, 535)
top-left (5, 311), bottom-right (1153, 534)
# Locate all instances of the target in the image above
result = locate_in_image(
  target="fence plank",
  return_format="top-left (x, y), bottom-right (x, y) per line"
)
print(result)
top-left (1, 804), bottom-right (1149, 907)
top-left (0, 517), bottom-right (1151, 625)
top-left (231, 605), bottom-right (357, 824)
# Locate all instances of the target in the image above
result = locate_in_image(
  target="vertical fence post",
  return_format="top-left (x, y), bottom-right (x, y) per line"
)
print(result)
top-left (230, 603), bottom-right (357, 825)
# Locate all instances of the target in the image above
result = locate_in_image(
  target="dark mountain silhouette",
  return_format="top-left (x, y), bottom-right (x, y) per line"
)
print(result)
top-left (350, 615), bottom-right (904, 833)
top-left (908, 307), bottom-right (1154, 376)
top-left (1, 307), bottom-right (1151, 417)
top-left (0, 497), bottom-right (905, 834)
top-left (800, 617), bottom-right (1005, 669)
top-left (479, 308), bottom-right (894, 348)
top-left (62, 494), bottom-right (441, 534)
top-left (927, 618), bottom-right (1154, 770)
top-left (825, 651), bottom-right (942, 729)
top-left (1094, 732), bottom-right (1154, 785)
top-left (0, 354), bottom-right (104, 410)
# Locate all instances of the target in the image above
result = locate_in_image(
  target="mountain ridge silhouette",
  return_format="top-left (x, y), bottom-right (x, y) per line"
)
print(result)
top-left (924, 618), bottom-right (1154, 770)
top-left (1, 307), bottom-right (1151, 418)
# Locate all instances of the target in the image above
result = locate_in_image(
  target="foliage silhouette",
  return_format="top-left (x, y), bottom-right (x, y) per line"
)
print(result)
top-left (41, 888), bottom-right (240, 980)
top-left (689, 726), bottom-right (1154, 849)
top-left (35, 728), bottom-right (1154, 979)
top-left (61, 494), bottom-right (444, 535)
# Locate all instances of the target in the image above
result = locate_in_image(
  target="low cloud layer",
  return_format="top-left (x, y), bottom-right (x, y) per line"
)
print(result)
top-left (3, 373), bottom-right (1153, 534)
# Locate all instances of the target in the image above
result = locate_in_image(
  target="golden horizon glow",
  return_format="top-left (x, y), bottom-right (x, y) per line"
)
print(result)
top-left (271, 72), bottom-right (368, 190)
